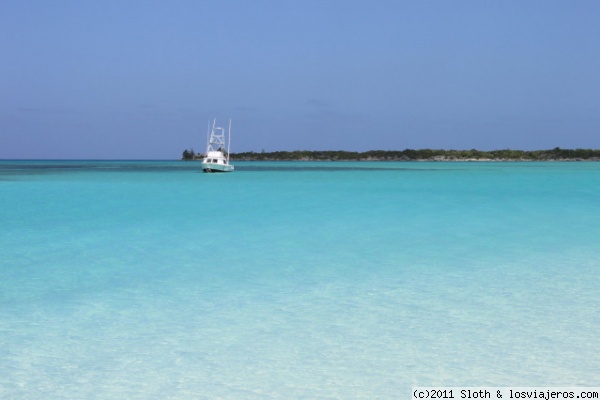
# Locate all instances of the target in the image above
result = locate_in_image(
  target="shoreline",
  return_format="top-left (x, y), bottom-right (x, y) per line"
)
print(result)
top-left (183, 157), bottom-right (600, 162)
top-left (183, 148), bottom-right (600, 162)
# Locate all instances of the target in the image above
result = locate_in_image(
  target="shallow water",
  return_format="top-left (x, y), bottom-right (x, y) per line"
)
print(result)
top-left (1, 160), bottom-right (599, 399)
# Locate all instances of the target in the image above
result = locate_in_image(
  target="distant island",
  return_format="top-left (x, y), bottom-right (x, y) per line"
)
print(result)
top-left (181, 148), bottom-right (600, 162)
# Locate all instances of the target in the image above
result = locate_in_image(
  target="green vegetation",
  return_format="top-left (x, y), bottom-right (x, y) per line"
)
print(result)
top-left (182, 147), bottom-right (600, 161)
top-left (181, 148), bottom-right (198, 160)
top-left (224, 148), bottom-right (600, 161)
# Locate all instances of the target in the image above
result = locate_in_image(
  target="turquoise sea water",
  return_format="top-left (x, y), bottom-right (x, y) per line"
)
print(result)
top-left (1, 160), bottom-right (599, 399)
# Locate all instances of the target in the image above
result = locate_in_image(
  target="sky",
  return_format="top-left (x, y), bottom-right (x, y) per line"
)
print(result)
top-left (1, 1), bottom-right (599, 159)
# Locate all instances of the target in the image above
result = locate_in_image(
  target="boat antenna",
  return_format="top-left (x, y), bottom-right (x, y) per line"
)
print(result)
top-left (206, 120), bottom-right (210, 154)
top-left (227, 118), bottom-right (232, 164)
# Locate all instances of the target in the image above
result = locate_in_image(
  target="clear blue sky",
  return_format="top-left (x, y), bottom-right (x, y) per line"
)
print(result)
top-left (2, 1), bottom-right (599, 159)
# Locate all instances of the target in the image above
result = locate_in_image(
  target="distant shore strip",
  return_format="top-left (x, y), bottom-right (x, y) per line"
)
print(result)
top-left (182, 148), bottom-right (600, 161)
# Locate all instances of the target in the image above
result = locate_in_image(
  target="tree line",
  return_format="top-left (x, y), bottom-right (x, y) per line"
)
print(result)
top-left (181, 148), bottom-right (199, 160)
top-left (224, 148), bottom-right (600, 161)
top-left (182, 147), bottom-right (600, 161)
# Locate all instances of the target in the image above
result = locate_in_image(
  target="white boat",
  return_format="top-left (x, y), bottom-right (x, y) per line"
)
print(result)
top-left (201, 119), bottom-right (234, 173)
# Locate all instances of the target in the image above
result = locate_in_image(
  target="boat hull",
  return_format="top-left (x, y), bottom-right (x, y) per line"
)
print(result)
top-left (201, 162), bottom-right (234, 173)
